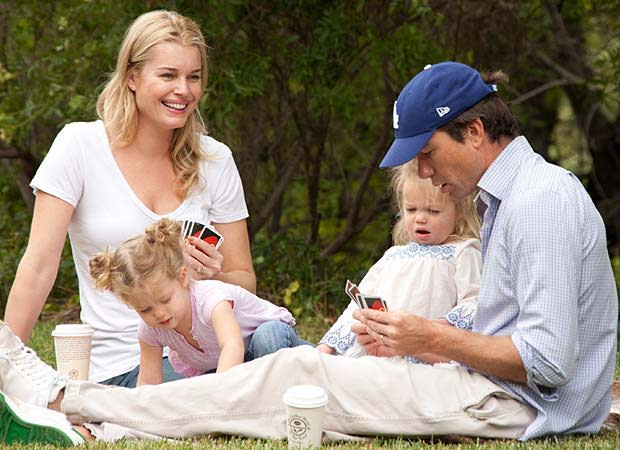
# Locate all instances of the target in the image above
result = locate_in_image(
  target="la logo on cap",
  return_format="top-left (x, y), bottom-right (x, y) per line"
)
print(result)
top-left (436, 106), bottom-right (450, 117)
top-left (393, 101), bottom-right (399, 129)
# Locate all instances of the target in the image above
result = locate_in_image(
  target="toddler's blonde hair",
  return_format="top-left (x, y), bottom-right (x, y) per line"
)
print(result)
top-left (89, 218), bottom-right (186, 304)
top-left (390, 160), bottom-right (480, 245)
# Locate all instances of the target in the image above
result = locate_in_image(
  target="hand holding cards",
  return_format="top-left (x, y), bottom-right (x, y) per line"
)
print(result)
top-left (180, 220), bottom-right (224, 251)
top-left (345, 280), bottom-right (388, 311)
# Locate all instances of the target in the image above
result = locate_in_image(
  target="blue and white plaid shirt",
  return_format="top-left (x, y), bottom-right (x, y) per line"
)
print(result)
top-left (472, 136), bottom-right (618, 439)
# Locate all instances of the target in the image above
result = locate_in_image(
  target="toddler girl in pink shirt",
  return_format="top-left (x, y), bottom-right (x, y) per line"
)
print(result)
top-left (89, 218), bottom-right (303, 385)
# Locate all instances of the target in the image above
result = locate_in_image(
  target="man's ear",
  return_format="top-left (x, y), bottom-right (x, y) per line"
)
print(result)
top-left (466, 118), bottom-right (485, 148)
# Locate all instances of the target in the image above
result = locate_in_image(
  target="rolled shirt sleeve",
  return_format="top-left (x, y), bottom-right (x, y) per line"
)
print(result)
top-left (508, 185), bottom-right (582, 398)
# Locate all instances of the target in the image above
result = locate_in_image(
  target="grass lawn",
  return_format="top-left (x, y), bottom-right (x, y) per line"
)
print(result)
top-left (8, 320), bottom-right (619, 449)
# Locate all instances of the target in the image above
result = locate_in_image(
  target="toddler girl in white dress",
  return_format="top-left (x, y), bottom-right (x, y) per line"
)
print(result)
top-left (317, 161), bottom-right (481, 358)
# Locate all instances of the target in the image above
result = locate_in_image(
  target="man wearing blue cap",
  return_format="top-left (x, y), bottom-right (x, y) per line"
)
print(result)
top-left (356, 61), bottom-right (618, 438)
top-left (0, 62), bottom-right (616, 444)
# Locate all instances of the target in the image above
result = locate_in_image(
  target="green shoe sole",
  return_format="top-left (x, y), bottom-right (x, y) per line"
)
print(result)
top-left (0, 393), bottom-right (77, 446)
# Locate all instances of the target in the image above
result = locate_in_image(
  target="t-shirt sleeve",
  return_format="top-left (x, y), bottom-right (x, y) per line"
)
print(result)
top-left (137, 322), bottom-right (162, 347)
top-left (30, 123), bottom-right (85, 207)
top-left (195, 285), bottom-right (235, 323)
top-left (204, 139), bottom-right (249, 223)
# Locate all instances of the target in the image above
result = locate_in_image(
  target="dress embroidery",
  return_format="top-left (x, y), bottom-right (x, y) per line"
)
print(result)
top-left (384, 242), bottom-right (456, 262)
top-left (318, 323), bottom-right (356, 355)
top-left (444, 302), bottom-right (477, 331)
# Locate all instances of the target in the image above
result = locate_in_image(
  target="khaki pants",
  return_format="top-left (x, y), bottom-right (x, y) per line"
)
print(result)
top-left (62, 346), bottom-right (535, 441)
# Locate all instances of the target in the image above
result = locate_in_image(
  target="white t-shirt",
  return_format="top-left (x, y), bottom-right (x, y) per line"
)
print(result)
top-left (30, 120), bottom-right (249, 381)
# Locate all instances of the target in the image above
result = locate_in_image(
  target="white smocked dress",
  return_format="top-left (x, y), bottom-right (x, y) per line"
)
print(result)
top-left (319, 238), bottom-right (481, 359)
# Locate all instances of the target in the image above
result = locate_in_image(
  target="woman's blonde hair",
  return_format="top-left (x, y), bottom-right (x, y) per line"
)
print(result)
top-left (97, 10), bottom-right (208, 197)
top-left (390, 160), bottom-right (480, 245)
top-left (89, 218), bottom-right (186, 304)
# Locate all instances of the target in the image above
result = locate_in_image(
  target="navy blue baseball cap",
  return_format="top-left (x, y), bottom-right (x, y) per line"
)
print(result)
top-left (379, 62), bottom-right (498, 168)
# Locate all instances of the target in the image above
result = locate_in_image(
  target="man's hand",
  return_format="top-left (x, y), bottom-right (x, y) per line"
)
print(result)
top-left (352, 309), bottom-right (435, 357)
top-left (352, 308), bottom-right (527, 383)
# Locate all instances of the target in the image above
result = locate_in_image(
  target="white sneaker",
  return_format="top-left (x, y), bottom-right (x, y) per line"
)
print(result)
top-left (0, 323), bottom-right (66, 407)
top-left (0, 390), bottom-right (84, 446)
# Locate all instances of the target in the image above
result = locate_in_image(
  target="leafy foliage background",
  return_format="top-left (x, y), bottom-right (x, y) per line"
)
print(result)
top-left (1, 0), bottom-right (619, 323)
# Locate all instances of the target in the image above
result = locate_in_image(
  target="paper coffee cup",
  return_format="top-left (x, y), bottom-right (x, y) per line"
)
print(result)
top-left (282, 385), bottom-right (328, 449)
top-left (51, 324), bottom-right (94, 381)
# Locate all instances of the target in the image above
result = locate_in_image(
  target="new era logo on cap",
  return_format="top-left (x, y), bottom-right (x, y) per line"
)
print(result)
top-left (436, 106), bottom-right (450, 117)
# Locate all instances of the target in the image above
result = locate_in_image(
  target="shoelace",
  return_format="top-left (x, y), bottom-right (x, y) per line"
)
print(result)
top-left (5, 344), bottom-right (63, 389)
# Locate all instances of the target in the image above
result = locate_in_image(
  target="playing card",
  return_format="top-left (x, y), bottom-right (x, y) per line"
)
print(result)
top-left (199, 225), bottom-right (224, 250)
top-left (179, 220), bottom-right (188, 237)
top-left (187, 221), bottom-right (205, 239)
top-left (181, 219), bottom-right (193, 238)
top-left (360, 295), bottom-right (388, 311)
top-left (345, 280), bottom-right (362, 308)
top-left (180, 220), bottom-right (224, 251)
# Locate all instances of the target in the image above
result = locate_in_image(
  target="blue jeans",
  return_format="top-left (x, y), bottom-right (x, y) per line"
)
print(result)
top-left (100, 357), bottom-right (185, 388)
top-left (101, 321), bottom-right (310, 385)
top-left (244, 320), bottom-right (312, 361)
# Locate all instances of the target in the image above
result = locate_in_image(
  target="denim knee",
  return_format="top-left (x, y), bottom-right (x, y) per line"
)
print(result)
top-left (246, 321), bottom-right (303, 361)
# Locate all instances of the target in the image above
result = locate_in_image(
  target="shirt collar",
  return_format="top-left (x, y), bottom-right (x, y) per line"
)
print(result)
top-left (477, 135), bottom-right (532, 201)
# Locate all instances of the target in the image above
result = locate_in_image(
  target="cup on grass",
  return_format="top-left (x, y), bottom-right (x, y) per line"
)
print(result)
top-left (51, 324), bottom-right (94, 381)
top-left (282, 385), bottom-right (328, 449)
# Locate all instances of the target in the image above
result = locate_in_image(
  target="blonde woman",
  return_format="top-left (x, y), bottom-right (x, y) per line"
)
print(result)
top-left (317, 160), bottom-right (481, 358)
top-left (4, 10), bottom-right (257, 387)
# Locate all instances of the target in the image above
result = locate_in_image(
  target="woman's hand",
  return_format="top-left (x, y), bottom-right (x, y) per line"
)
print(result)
top-left (185, 236), bottom-right (224, 280)
top-left (210, 220), bottom-right (256, 293)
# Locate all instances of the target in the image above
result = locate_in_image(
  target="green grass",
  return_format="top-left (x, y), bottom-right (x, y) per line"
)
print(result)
top-left (8, 321), bottom-right (620, 449)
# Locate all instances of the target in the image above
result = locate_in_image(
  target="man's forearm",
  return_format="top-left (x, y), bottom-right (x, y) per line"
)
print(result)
top-left (429, 323), bottom-right (527, 383)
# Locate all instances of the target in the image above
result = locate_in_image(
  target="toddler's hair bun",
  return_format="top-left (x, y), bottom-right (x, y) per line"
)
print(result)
top-left (89, 251), bottom-right (114, 291)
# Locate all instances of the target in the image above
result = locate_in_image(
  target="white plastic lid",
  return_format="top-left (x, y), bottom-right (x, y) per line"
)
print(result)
top-left (51, 324), bottom-right (94, 337)
top-left (282, 385), bottom-right (328, 409)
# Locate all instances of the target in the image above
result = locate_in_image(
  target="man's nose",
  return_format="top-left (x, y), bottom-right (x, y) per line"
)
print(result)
top-left (417, 157), bottom-right (434, 179)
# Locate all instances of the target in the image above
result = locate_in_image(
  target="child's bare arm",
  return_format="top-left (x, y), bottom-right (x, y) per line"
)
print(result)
top-left (211, 300), bottom-right (245, 373)
top-left (137, 339), bottom-right (163, 386)
top-left (316, 344), bottom-right (335, 354)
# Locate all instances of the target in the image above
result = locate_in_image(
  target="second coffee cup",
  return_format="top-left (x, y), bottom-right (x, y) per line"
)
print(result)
top-left (282, 384), bottom-right (328, 449)
top-left (51, 324), bottom-right (94, 381)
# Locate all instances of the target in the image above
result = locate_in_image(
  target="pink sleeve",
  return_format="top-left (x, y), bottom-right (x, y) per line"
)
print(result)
top-left (195, 287), bottom-right (235, 323)
top-left (137, 322), bottom-right (161, 347)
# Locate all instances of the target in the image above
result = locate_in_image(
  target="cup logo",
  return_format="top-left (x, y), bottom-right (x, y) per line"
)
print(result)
top-left (68, 369), bottom-right (80, 380)
top-left (288, 414), bottom-right (310, 441)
